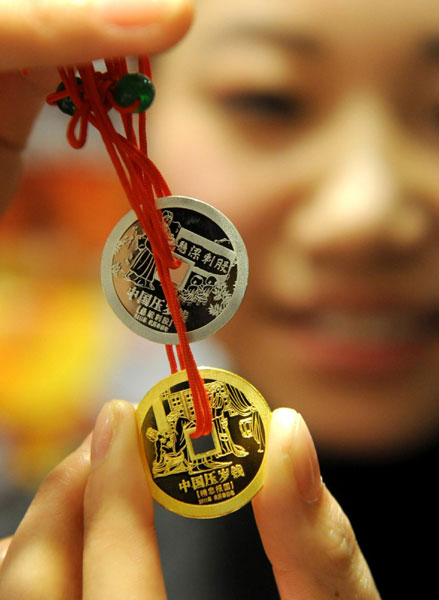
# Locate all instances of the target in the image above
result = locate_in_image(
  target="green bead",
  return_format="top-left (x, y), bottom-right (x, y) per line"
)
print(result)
top-left (113, 73), bottom-right (155, 113)
top-left (56, 77), bottom-right (82, 115)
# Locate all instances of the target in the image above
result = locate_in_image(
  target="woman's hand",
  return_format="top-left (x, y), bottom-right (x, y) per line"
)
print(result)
top-left (0, 0), bottom-right (193, 206)
top-left (253, 409), bottom-right (381, 599)
top-left (0, 403), bottom-right (381, 599)
top-left (0, 401), bottom-right (167, 599)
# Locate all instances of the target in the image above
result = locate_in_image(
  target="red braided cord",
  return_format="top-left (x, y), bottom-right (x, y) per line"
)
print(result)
top-left (47, 58), bottom-right (212, 437)
top-left (165, 345), bottom-right (178, 374)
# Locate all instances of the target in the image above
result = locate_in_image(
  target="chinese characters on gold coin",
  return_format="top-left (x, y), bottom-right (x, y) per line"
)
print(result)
top-left (101, 196), bottom-right (248, 344)
top-left (136, 368), bottom-right (271, 518)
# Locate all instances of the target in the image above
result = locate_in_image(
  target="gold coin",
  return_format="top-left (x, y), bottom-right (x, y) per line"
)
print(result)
top-left (136, 367), bottom-right (271, 519)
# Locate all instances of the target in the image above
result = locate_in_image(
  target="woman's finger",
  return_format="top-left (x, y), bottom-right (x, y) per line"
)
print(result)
top-left (0, 434), bottom-right (91, 600)
top-left (83, 400), bottom-right (166, 600)
top-left (253, 409), bottom-right (381, 600)
top-left (0, 0), bottom-right (193, 70)
top-left (0, 0), bottom-right (193, 210)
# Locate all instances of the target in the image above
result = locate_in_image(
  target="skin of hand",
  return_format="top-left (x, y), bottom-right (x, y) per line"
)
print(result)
top-left (0, 401), bottom-right (166, 600)
top-left (253, 410), bottom-right (380, 599)
top-left (0, 0), bottom-right (193, 208)
top-left (0, 402), bottom-right (381, 599)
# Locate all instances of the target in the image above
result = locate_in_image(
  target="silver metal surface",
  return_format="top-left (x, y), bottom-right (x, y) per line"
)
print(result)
top-left (101, 196), bottom-right (248, 344)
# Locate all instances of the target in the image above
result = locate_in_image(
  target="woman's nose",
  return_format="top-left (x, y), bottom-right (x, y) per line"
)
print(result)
top-left (290, 94), bottom-right (432, 264)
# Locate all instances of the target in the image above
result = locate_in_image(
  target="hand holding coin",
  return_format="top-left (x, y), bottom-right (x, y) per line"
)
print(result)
top-left (0, 403), bottom-right (380, 599)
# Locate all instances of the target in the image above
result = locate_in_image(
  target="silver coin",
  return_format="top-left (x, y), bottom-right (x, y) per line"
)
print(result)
top-left (101, 196), bottom-right (248, 344)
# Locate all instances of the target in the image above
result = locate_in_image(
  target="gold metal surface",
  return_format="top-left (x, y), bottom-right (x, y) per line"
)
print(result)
top-left (136, 367), bottom-right (271, 518)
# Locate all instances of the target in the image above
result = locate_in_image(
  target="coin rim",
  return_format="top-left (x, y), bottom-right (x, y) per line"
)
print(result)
top-left (135, 367), bottom-right (271, 519)
top-left (101, 196), bottom-right (249, 344)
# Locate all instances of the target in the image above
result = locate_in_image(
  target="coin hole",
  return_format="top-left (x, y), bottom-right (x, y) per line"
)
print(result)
top-left (192, 433), bottom-right (216, 455)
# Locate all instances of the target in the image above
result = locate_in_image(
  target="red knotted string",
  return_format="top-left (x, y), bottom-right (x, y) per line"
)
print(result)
top-left (47, 57), bottom-right (212, 437)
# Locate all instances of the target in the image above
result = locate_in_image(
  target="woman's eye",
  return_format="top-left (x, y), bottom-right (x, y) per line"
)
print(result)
top-left (218, 91), bottom-right (307, 121)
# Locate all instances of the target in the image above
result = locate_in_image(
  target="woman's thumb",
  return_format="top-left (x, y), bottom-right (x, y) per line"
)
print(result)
top-left (253, 408), bottom-right (381, 600)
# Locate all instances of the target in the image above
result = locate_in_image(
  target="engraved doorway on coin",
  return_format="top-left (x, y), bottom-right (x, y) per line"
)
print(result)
top-left (101, 196), bottom-right (249, 344)
top-left (138, 369), bottom-right (270, 518)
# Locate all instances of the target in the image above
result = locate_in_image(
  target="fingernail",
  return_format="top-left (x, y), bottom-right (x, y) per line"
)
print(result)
top-left (99, 0), bottom-right (185, 27)
top-left (91, 402), bottom-right (118, 468)
top-left (290, 414), bottom-right (322, 504)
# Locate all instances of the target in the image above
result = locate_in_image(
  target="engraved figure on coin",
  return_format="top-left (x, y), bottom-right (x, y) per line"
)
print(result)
top-left (162, 210), bottom-right (182, 246)
top-left (181, 274), bottom-right (205, 305)
top-left (145, 427), bottom-right (185, 477)
top-left (209, 382), bottom-right (265, 455)
top-left (146, 412), bottom-right (193, 477)
top-left (210, 383), bottom-right (249, 458)
top-left (125, 233), bottom-right (157, 290)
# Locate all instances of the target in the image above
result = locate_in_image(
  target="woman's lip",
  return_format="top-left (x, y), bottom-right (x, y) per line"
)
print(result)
top-left (264, 305), bottom-right (438, 376)
top-left (284, 328), bottom-right (432, 376)
top-left (275, 309), bottom-right (439, 341)
top-left (267, 288), bottom-right (439, 312)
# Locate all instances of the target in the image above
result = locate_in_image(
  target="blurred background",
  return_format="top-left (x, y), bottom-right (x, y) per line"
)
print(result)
top-left (0, 101), bottom-right (173, 535)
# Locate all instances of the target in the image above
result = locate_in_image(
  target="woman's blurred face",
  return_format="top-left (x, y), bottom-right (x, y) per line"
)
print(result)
top-left (148, 0), bottom-right (439, 454)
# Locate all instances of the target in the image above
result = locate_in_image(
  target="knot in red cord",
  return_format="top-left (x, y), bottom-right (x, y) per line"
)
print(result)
top-left (46, 69), bottom-right (148, 148)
